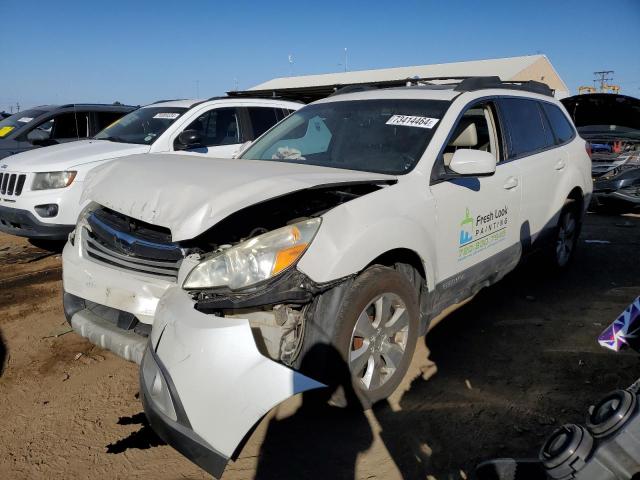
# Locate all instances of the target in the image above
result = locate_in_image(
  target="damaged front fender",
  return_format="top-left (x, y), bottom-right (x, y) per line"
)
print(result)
top-left (143, 286), bottom-right (324, 478)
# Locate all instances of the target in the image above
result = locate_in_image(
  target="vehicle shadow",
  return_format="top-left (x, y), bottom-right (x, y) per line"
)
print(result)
top-left (105, 412), bottom-right (164, 454)
top-left (28, 238), bottom-right (66, 253)
top-left (250, 213), bottom-right (640, 479)
top-left (253, 344), bottom-right (373, 480)
top-left (385, 212), bottom-right (640, 477)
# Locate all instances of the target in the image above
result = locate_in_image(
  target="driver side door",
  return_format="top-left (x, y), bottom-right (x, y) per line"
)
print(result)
top-left (430, 100), bottom-right (522, 312)
top-left (174, 107), bottom-right (243, 158)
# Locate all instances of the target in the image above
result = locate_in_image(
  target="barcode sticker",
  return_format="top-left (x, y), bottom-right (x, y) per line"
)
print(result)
top-left (386, 115), bottom-right (439, 129)
top-left (153, 113), bottom-right (180, 119)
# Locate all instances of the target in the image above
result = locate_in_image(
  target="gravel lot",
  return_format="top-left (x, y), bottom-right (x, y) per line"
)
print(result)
top-left (0, 211), bottom-right (638, 480)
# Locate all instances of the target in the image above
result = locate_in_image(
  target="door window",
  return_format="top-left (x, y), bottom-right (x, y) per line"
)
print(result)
top-left (182, 108), bottom-right (240, 147)
top-left (247, 107), bottom-right (281, 138)
top-left (48, 111), bottom-right (92, 139)
top-left (94, 111), bottom-right (128, 134)
top-left (499, 98), bottom-right (555, 159)
top-left (541, 103), bottom-right (575, 145)
top-left (442, 102), bottom-right (501, 167)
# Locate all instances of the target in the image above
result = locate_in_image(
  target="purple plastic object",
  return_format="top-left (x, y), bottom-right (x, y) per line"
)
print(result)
top-left (598, 297), bottom-right (640, 352)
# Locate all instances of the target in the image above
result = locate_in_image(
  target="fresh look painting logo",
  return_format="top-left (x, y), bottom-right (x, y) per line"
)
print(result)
top-left (458, 206), bottom-right (509, 260)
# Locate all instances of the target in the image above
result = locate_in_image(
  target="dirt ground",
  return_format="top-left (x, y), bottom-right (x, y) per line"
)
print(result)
top-left (0, 211), bottom-right (638, 480)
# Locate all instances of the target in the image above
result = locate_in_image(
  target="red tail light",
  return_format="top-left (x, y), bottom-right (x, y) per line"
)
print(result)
top-left (585, 141), bottom-right (592, 160)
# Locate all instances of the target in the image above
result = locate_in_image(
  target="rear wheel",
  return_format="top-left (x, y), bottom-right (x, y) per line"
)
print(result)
top-left (551, 201), bottom-right (581, 268)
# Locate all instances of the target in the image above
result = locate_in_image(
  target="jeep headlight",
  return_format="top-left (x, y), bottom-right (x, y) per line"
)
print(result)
top-left (32, 171), bottom-right (77, 190)
top-left (183, 218), bottom-right (321, 290)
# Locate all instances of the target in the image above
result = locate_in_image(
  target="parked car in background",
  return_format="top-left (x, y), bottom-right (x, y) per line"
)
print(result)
top-left (0, 112), bottom-right (11, 120)
top-left (0, 97), bottom-right (300, 239)
top-left (561, 93), bottom-right (640, 209)
top-left (0, 104), bottom-right (136, 160)
top-left (62, 77), bottom-right (592, 478)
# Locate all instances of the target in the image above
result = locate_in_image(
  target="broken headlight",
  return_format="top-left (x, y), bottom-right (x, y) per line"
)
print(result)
top-left (183, 218), bottom-right (321, 291)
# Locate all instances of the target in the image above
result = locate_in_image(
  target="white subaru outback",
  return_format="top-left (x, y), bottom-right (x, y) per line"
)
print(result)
top-left (61, 77), bottom-right (591, 477)
top-left (0, 97), bottom-right (300, 239)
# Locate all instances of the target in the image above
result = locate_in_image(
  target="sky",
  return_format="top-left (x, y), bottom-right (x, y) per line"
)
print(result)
top-left (1, 0), bottom-right (639, 112)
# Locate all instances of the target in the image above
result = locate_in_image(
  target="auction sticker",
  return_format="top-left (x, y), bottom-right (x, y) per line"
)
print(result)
top-left (17, 117), bottom-right (33, 123)
top-left (386, 115), bottom-right (439, 129)
top-left (0, 126), bottom-right (14, 137)
top-left (153, 113), bottom-right (180, 120)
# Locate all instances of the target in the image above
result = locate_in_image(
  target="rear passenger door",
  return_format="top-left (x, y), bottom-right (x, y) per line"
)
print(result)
top-left (497, 98), bottom-right (568, 245)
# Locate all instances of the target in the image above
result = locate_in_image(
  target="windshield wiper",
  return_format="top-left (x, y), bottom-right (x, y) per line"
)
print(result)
top-left (96, 135), bottom-right (125, 143)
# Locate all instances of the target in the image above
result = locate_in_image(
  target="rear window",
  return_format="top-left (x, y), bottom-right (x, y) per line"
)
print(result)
top-left (499, 98), bottom-right (554, 159)
top-left (541, 103), bottom-right (575, 145)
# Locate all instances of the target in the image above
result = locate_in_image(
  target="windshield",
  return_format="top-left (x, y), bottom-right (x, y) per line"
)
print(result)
top-left (94, 106), bottom-right (187, 145)
top-left (241, 99), bottom-right (450, 174)
top-left (0, 109), bottom-right (47, 138)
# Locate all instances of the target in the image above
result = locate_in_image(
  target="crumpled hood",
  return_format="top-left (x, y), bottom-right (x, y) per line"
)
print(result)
top-left (82, 153), bottom-right (396, 241)
top-left (0, 139), bottom-right (148, 172)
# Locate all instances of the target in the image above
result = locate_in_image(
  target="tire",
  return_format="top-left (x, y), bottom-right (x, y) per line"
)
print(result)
top-left (549, 200), bottom-right (581, 269)
top-left (297, 265), bottom-right (420, 409)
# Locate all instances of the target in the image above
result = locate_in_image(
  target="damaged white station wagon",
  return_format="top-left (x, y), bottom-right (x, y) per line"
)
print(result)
top-left (62, 77), bottom-right (592, 477)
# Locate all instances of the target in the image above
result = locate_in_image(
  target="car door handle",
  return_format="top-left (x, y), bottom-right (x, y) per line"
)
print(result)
top-left (503, 176), bottom-right (519, 190)
top-left (555, 159), bottom-right (566, 170)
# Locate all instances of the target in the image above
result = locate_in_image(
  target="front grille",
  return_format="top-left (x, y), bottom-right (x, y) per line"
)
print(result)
top-left (81, 208), bottom-right (183, 280)
top-left (0, 173), bottom-right (26, 196)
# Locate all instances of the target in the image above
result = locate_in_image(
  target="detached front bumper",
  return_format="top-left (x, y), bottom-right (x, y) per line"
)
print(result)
top-left (141, 286), bottom-right (324, 478)
top-left (0, 204), bottom-right (73, 239)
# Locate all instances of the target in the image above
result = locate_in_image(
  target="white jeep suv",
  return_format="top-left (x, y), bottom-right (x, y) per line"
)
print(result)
top-left (0, 97), bottom-right (300, 239)
top-left (62, 77), bottom-right (591, 477)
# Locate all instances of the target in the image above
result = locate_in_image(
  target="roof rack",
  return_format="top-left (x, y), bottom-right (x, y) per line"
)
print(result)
top-left (149, 99), bottom-right (190, 104)
top-left (229, 75), bottom-right (554, 103)
top-left (453, 76), bottom-right (554, 97)
top-left (57, 103), bottom-right (137, 108)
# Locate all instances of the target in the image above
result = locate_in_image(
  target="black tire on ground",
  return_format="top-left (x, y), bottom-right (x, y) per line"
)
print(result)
top-left (548, 199), bottom-right (582, 269)
top-left (296, 265), bottom-right (420, 409)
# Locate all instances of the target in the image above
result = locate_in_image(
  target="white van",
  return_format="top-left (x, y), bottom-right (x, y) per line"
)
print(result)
top-left (0, 97), bottom-right (300, 239)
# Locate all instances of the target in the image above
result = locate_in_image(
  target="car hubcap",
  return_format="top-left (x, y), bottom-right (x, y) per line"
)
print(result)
top-left (348, 293), bottom-right (409, 391)
top-left (556, 211), bottom-right (576, 266)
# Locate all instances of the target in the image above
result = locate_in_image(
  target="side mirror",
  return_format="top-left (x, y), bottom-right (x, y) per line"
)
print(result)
top-left (26, 129), bottom-right (50, 146)
top-left (176, 130), bottom-right (204, 150)
top-left (449, 149), bottom-right (496, 177)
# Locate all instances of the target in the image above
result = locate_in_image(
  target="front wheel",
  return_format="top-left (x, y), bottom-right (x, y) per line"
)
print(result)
top-left (298, 265), bottom-right (420, 409)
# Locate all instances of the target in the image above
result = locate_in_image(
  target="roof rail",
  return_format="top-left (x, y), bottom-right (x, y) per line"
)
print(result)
top-left (57, 103), bottom-right (137, 108)
top-left (149, 99), bottom-right (190, 105)
top-left (454, 76), bottom-right (554, 97)
top-left (229, 75), bottom-right (554, 103)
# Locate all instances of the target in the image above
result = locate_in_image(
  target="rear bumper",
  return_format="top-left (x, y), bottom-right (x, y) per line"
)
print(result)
top-left (0, 204), bottom-right (73, 239)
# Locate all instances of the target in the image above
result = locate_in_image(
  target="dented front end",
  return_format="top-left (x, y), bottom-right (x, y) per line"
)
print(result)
top-left (141, 286), bottom-right (324, 478)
